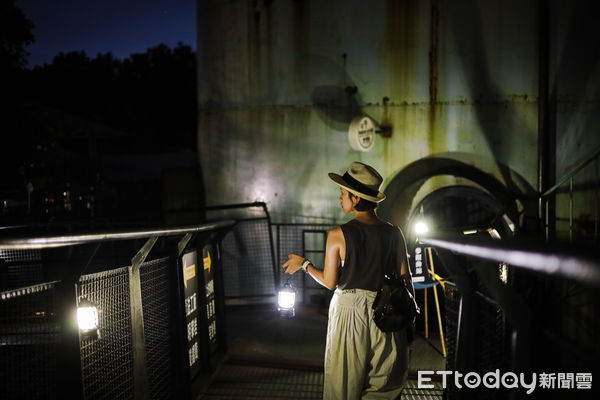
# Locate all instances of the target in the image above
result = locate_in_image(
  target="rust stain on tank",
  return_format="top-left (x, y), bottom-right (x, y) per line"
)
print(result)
top-left (380, 96), bottom-right (393, 138)
top-left (265, 0), bottom-right (274, 101)
top-left (384, 0), bottom-right (419, 102)
top-left (247, 0), bottom-right (261, 100)
top-left (291, 0), bottom-right (310, 86)
top-left (428, 0), bottom-right (440, 151)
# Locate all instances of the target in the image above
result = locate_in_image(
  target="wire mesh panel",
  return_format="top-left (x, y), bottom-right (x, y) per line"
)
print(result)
top-left (221, 219), bottom-right (276, 299)
top-left (0, 249), bottom-right (41, 263)
top-left (476, 295), bottom-right (506, 372)
top-left (0, 249), bottom-right (43, 290)
top-left (443, 284), bottom-right (461, 374)
top-left (276, 224), bottom-right (335, 304)
top-left (0, 281), bottom-right (60, 400)
top-left (140, 257), bottom-right (175, 400)
top-left (78, 266), bottom-right (133, 400)
top-left (444, 284), bottom-right (507, 400)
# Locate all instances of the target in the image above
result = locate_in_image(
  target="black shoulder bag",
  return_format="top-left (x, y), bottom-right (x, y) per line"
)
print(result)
top-left (372, 269), bottom-right (420, 334)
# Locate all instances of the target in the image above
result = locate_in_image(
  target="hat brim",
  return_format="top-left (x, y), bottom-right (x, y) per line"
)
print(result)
top-left (328, 173), bottom-right (386, 203)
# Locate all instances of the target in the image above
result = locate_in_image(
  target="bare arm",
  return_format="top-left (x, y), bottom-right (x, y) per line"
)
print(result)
top-left (281, 227), bottom-right (344, 290)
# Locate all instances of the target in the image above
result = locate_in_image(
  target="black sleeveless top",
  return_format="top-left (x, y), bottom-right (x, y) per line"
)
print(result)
top-left (337, 219), bottom-right (400, 291)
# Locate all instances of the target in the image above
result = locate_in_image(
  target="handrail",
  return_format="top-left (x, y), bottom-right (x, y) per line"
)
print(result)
top-left (542, 145), bottom-right (600, 197)
top-left (418, 234), bottom-right (600, 286)
top-left (204, 201), bottom-right (267, 210)
top-left (0, 220), bottom-right (235, 250)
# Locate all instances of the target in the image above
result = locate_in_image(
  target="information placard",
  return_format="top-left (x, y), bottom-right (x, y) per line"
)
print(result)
top-left (411, 246), bottom-right (432, 284)
top-left (181, 250), bottom-right (200, 377)
top-left (202, 245), bottom-right (217, 352)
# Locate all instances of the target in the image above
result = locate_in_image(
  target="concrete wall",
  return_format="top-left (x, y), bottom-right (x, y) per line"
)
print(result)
top-left (196, 0), bottom-right (600, 230)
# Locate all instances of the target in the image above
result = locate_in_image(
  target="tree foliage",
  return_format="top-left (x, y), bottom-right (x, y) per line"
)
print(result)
top-left (26, 42), bottom-right (197, 152)
top-left (2, 2), bottom-right (198, 222)
top-left (0, 0), bottom-right (34, 70)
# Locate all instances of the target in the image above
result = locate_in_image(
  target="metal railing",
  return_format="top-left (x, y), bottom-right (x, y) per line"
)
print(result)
top-left (419, 233), bottom-right (599, 399)
top-left (204, 202), bottom-right (279, 304)
top-left (541, 145), bottom-right (600, 242)
top-left (274, 223), bottom-right (336, 305)
top-left (419, 234), bottom-right (600, 286)
top-left (0, 221), bottom-right (234, 250)
top-left (0, 220), bottom-right (234, 400)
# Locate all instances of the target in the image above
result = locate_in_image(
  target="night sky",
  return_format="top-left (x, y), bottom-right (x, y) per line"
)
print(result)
top-left (17, 0), bottom-right (197, 67)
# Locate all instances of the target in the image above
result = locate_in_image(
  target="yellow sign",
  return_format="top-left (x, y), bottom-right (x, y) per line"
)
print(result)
top-left (203, 251), bottom-right (211, 273)
top-left (183, 261), bottom-right (196, 288)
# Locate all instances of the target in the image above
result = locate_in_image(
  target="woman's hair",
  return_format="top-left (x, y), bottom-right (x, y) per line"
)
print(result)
top-left (349, 193), bottom-right (378, 211)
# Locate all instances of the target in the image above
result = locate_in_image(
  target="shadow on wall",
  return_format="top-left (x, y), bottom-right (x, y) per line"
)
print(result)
top-left (309, 54), bottom-right (364, 132)
top-left (377, 154), bottom-right (538, 235)
top-left (311, 85), bottom-right (362, 132)
top-left (444, 0), bottom-right (538, 197)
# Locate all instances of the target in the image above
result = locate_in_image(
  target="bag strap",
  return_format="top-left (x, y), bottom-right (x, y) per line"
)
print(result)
top-left (383, 226), bottom-right (406, 280)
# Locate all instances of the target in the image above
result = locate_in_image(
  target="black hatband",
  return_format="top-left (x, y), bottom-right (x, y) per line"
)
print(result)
top-left (342, 172), bottom-right (379, 197)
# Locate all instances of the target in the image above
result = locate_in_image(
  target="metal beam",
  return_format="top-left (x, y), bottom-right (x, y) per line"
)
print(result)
top-left (129, 236), bottom-right (158, 400)
top-left (177, 233), bottom-right (193, 256)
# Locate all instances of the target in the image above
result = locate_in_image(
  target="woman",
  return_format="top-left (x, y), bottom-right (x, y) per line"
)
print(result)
top-left (282, 161), bottom-right (413, 399)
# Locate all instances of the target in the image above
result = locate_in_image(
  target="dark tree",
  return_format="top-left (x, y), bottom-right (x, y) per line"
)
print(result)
top-left (2, 41), bottom-right (198, 224)
top-left (0, 0), bottom-right (34, 71)
top-left (25, 42), bottom-right (197, 152)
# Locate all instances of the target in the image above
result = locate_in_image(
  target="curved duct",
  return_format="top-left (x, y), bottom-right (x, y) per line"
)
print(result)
top-left (378, 156), bottom-right (537, 234)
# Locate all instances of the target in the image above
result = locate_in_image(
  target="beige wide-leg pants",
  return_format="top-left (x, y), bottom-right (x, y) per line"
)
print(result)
top-left (323, 288), bottom-right (408, 400)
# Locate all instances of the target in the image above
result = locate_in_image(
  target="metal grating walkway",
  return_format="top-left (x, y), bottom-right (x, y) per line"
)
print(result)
top-left (402, 380), bottom-right (445, 400)
top-left (199, 362), bottom-right (323, 399)
top-left (198, 361), bottom-right (444, 400)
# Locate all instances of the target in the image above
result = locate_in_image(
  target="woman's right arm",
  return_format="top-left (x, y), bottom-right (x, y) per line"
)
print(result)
top-left (306, 227), bottom-right (344, 290)
top-left (281, 226), bottom-right (344, 291)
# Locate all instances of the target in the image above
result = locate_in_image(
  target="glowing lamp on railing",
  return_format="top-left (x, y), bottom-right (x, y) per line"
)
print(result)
top-left (277, 282), bottom-right (296, 318)
top-left (77, 298), bottom-right (100, 340)
top-left (414, 220), bottom-right (429, 236)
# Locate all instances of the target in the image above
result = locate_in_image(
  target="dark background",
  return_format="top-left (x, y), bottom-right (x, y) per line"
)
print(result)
top-left (1, 0), bottom-right (200, 226)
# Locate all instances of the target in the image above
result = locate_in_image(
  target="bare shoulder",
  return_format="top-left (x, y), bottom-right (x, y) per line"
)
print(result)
top-left (327, 226), bottom-right (346, 245)
top-left (327, 226), bottom-right (344, 243)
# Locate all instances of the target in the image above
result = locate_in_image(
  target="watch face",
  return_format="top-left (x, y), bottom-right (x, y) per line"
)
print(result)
top-left (349, 116), bottom-right (375, 152)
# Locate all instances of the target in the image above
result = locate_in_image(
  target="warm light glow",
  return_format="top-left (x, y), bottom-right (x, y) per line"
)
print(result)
top-left (500, 263), bottom-right (508, 284)
top-left (414, 221), bottom-right (429, 235)
top-left (488, 228), bottom-right (501, 239)
top-left (277, 290), bottom-right (295, 310)
top-left (77, 305), bottom-right (98, 331)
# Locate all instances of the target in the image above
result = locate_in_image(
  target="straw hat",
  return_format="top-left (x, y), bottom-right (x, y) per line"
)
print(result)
top-left (328, 162), bottom-right (386, 203)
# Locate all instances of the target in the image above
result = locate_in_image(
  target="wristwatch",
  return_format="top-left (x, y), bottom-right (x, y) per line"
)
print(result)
top-left (301, 258), bottom-right (311, 273)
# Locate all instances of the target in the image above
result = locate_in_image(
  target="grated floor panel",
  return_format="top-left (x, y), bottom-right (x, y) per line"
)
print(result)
top-left (403, 380), bottom-right (445, 400)
top-left (199, 362), bottom-right (323, 399)
top-left (198, 362), bottom-right (443, 400)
